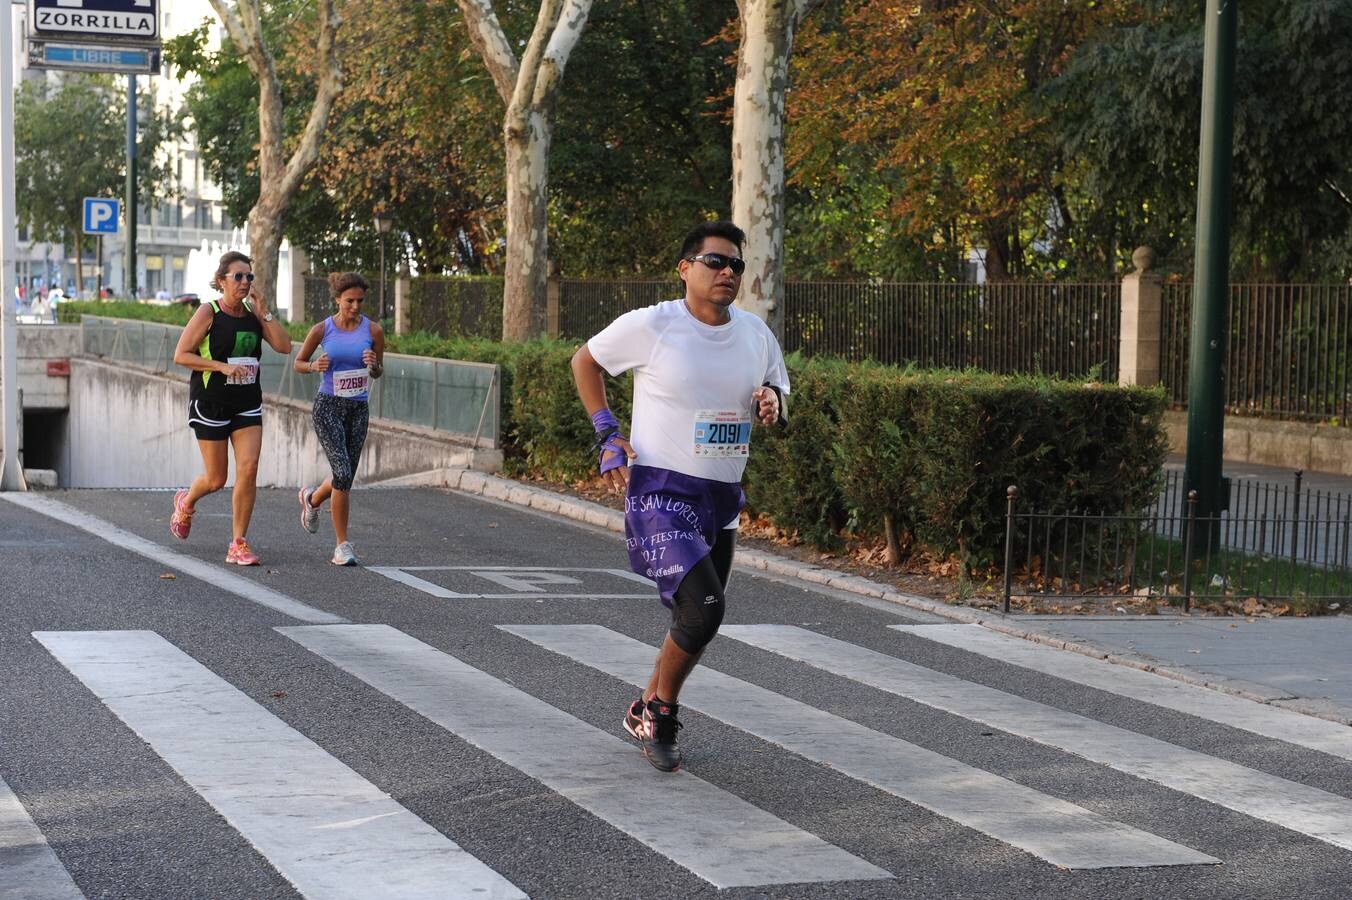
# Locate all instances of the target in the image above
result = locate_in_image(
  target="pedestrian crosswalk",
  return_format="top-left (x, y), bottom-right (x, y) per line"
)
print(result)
top-left (34, 630), bottom-right (527, 900)
top-left (13, 620), bottom-right (1352, 897)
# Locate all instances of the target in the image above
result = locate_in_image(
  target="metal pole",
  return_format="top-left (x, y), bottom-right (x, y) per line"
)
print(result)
top-left (1182, 0), bottom-right (1238, 547)
top-left (126, 75), bottom-right (138, 299)
top-left (379, 234), bottom-right (387, 322)
top-left (1182, 491), bottom-right (1198, 611)
top-left (1002, 486), bottom-right (1018, 613)
top-left (1, 2), bottom-right (28, 490)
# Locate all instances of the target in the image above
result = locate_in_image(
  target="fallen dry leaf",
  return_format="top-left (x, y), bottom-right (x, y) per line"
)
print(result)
top-left (160, 573), bottom-right (176, 580)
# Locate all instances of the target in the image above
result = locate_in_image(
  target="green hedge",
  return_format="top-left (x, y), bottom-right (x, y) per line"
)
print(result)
top-left (746, 357), bottom-right (1168, 563)
top-left (58, 300), bottom-right (193, 326)
top-left (60, 312), bottom-right (1166, 563)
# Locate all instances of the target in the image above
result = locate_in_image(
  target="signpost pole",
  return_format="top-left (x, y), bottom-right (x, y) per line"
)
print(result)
top-left (126, 74), bottom-right (137, 299)
top-left (2, 1), bottom-right (28, 490)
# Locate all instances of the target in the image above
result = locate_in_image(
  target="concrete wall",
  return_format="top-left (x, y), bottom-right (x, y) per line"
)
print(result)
top-left (64, 358), bottom-right (500, 488)
top-left (14, 325), bottom-right (81, 409)
top-left (1164, 410), bottom-right (1352, 476)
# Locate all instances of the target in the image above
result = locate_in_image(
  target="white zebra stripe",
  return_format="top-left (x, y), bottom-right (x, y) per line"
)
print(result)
top-left (278, 623), bottom-right (891, 889)
top-left (724, 624), bottom-right (1352, 853)
top-left (36, 630), bottom-right (525, 900)
top-left (891, 624), bottom-right (1352, 760)
top-left (0, 775), bottom-right (84, 900)
top-left (500, 624), bottom-right (1217, 870)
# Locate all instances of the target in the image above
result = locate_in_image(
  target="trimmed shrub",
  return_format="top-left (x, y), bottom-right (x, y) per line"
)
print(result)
top-left (745, 355), bottom-right (853, 548)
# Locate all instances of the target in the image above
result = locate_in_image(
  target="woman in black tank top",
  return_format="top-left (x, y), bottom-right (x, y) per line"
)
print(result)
top-left (169, 251), bottom-right (292, 565)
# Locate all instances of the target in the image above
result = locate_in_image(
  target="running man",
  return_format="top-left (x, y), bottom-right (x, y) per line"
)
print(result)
top-left (570, 220), bottom-right (789, 771)
top-left (294, 272), bottom-right (385, 566)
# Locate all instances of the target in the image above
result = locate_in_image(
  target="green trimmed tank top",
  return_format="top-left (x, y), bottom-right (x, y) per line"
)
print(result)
top-left (188, 299), bottom-right (265, 414)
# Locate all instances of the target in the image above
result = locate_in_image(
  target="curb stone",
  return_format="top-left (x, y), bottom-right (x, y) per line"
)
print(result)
top-left (443, 469), bottom-right (1352, 728)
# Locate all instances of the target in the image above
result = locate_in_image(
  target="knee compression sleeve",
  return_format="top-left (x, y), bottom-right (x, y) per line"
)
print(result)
top-left (669, 556), bottom-right (726, 653)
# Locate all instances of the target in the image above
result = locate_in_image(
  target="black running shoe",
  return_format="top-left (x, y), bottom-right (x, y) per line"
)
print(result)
top-left (640, 698), bottom-right (683, 772)
top-left (623, 698), bottom-right (645, 741)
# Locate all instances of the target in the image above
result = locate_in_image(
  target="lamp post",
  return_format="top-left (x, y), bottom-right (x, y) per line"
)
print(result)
top-left (374, 211), bottom-right (393, 321)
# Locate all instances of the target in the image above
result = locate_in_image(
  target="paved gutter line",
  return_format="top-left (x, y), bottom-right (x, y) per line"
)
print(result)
top-left (439, 470), bottom-right (1352, 728)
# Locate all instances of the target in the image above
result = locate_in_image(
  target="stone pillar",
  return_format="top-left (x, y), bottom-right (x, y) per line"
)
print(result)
top-left (546, 259), bottom-right (561, 339)
top-left (289, 245), bottom-right (309, 324)
top-left (1118, 246), bottom-right (1162, 387)
top-left (393, 262), bottom-right (411, 336)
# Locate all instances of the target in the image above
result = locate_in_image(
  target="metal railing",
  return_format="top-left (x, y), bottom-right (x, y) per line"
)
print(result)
top-left (556, 279), bottom-right (1119, 378)
top-left (79, 315), bottom-right (500, 447)
top-left (407, 277), bottom-right (503, 339)
top-left (780, 281), bottom-right (1119, 376)
top-left (1001, 486), bottom-right (1352, 612)
top-left (558, 279), bottom-right (678, 340)
top-left (1162, 283), bottom-right (1352, 423)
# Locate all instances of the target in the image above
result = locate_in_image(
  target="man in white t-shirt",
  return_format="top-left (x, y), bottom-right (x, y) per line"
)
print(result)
top-left (571, 220), bottom-right (789, 772)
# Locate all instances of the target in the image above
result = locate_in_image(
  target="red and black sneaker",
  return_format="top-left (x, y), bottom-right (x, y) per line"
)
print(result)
top-left (639, 698), bottom-right (683, 772)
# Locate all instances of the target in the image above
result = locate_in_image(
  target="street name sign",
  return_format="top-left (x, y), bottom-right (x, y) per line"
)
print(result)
top-left (83, 198), bottom-right (120, 235)
top-left (27, 0), bottom-right (159, 42)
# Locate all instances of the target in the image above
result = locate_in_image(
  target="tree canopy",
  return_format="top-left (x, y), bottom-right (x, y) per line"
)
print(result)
top-left (15, 74), bottom-right (178, 251)
top-left (170, 0), bottom-right (1352, 283)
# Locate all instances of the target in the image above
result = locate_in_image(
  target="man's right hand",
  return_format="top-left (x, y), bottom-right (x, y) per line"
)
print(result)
top-left (600, 435), bottom-right (637, 491)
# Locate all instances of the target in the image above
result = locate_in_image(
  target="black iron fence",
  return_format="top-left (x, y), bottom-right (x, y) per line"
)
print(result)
top-left (408, 277), bottom-right (503, 340)
top-left (303, 276), bottom-right (331, 323)
top-left (300, 273), bottom-right (1352, 425)
top-left (1002, 486), bottom-right (1352, 613)
top-left (557, 279), bottom-right (1119, 378)
top-left (557, 279), bottom-right (678, 341)
top-left (1161, 282), bottom-right (1352, 423)
top-left (779, 281), bottom-right (1119, 377)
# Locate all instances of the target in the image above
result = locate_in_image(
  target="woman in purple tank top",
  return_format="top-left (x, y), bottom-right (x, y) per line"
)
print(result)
top-left (293, 272), bottom-right (385, 566)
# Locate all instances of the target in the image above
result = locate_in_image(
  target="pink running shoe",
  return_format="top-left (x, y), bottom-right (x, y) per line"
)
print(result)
top-left (226, 537), bottom-right (261, 566)
top-left (169, 489), bottom-right (195, 540)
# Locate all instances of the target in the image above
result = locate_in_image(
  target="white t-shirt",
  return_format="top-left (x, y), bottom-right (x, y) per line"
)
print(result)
top-left (588, 299), bottom-right (790, 483)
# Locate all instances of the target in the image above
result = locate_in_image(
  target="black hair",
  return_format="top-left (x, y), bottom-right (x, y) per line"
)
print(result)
top-left (678, 220), bottom-right (745, 262)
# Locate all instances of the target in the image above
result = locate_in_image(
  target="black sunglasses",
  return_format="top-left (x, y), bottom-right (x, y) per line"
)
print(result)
top-left (229, 272), bottom-right (256, 283)
top-left (686, 253), bottom-right (746, 276)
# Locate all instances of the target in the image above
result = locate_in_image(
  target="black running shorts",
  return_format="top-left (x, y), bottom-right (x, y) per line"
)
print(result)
top-left (188, 399), bottom-right (262, 441)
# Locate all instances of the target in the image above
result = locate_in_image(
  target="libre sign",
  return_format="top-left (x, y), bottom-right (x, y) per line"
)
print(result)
top-left (28, 0), bottom-right (159, 42)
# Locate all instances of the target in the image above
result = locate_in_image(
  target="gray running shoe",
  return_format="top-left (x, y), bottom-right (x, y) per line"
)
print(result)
top-left (331, 541), bottom-right (359, 566)
top-left (639, 698), bottom-right (683, 772)
top-left (298, 488), bottom-right (319, 534)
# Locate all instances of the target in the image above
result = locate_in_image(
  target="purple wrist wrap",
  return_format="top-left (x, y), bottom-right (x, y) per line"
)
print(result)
top-left (590, 408), bottom-right (628, 474)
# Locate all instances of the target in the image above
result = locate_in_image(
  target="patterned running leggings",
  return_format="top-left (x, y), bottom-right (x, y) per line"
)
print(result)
top-left (312, 392), bottom-right (369, 491)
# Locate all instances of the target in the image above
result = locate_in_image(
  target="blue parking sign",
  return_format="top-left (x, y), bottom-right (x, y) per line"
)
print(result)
top-left (83, 197), bottom-right (120, 234)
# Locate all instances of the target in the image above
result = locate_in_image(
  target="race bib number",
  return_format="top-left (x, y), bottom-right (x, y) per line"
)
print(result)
top-left (333, 367), bottom-right (370, 398)
top-left (226, 356), bottom-right (258, 386)
top-left (693, 409), bottom-right (751, 458)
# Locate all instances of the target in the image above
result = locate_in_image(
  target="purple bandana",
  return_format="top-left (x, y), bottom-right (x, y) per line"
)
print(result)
top-left (623, 466), bottom-right (745, 607)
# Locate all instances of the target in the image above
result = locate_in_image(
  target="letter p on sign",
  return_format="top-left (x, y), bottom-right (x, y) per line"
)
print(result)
top-left (83, 198), bottom-right (120, 235)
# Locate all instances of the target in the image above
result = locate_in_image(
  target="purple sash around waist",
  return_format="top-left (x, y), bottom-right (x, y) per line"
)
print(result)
top-left (623, 466), bottom-right (745, 608)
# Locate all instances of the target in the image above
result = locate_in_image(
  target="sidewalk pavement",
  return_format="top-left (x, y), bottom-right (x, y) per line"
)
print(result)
top-left (1165, 453), bottom-right (1352, 495)
top-left (394, 466), bottom-right (1352, 728)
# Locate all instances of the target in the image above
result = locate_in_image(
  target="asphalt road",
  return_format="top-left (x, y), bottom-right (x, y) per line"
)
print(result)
top-left (2, 486), bottom-right (1351, 899)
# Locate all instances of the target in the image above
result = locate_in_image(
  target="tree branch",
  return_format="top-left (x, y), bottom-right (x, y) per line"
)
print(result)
top-left (532, 0), bottom-right (594, 109)
top-left (279, 0), bottom-right (343, 200)
top-left (455, 0), bottom-right (521, 105)
top-left (512, 0), bottom-right (562, 116)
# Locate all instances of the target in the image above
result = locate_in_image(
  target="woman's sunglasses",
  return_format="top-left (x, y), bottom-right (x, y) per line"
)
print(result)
top-left (229, 272), bottom-right (256, 283)
top-left (686, 253), bottom-right (746, 276)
